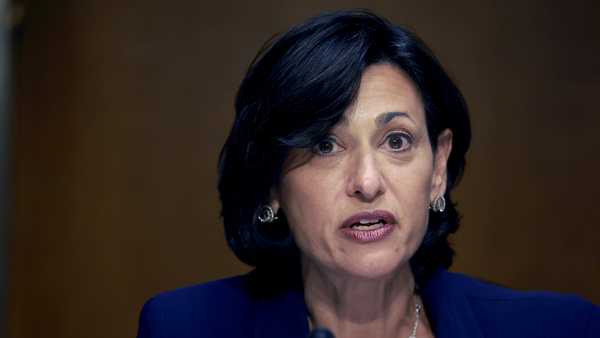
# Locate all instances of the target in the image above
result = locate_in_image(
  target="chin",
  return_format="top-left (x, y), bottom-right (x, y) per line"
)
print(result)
top-left (335, 248), bottom-right (411, 281)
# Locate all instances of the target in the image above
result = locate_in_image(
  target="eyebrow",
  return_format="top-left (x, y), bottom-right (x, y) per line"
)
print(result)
top-left (337, 111), bottom-right (413, 127)
top-left (375, 111), bottom-right (412, 126)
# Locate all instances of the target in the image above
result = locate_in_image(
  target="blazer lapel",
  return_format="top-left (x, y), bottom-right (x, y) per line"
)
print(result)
top-left (253, 288), bottom-right (310, 338)
top-left (421, 269), bottom-right (485, 338)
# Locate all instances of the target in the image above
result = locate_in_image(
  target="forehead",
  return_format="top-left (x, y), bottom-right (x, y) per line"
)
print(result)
top-left (340, 63), bottom-right (425, 126)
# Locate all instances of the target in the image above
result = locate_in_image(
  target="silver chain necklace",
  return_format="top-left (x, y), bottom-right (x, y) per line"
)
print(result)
top-left (408, 301), bottom-right (422, 338)
top-left (307, 299), bottom-right (423, 338)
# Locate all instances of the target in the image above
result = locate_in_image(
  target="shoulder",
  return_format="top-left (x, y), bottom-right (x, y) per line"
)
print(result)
top-left (137, 275), bottom-right (258, 338)
top-left (136, 271), bottom-right (309, 338)
top-left (439, 270), bottom-right (600, 338)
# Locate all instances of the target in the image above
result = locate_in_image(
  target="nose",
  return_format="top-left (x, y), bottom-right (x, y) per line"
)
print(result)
top-left (346, 151), bottom-right (385, 201)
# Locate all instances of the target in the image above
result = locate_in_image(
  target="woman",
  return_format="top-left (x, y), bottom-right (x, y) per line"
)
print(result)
top-left (137, 10), bottom-right (599, 338)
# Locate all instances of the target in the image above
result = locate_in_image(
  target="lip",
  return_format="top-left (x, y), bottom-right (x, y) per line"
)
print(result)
top-left (340, 210), bottom-right (397, 229)
top-left (339, 210), bottom-right (398, 243)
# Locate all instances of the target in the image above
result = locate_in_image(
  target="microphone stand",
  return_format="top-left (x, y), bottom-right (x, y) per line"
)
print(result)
top-left (309, 328), bottom-right (335, 338)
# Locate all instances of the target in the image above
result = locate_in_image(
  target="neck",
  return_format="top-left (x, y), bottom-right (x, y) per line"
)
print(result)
top-left (303, 259), bottom-right (420, 338)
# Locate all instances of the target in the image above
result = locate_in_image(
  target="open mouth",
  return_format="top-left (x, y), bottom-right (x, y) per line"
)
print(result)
top-left (350, 219), bottom-right (387, 230)
top-left (340, 210), bottom-right (396, 243)
top-left (341, 210), bottom-right (397, 229)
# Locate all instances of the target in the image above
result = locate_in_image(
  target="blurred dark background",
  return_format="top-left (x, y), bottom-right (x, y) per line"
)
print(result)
top-left (9, 1), bottom-right (600, 337)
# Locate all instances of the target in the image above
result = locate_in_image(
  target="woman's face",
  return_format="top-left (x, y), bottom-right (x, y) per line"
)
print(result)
top-left (274, 63), bottom-right (452, 280)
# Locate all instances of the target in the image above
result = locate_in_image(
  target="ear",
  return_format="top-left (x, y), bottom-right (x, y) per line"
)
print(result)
top-left (430, 129), bottom-right (453, 202)
top-left (269, 187), bottom-right (281, 212)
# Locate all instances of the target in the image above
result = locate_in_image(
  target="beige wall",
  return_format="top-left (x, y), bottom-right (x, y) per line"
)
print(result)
top-left (11, 1), bottom-right (600, 337)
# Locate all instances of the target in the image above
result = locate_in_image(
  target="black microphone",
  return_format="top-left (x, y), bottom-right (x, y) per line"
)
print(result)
top-left (308, 328), bottom-right (335, 338)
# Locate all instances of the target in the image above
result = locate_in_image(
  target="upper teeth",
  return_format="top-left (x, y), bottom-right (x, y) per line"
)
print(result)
top-left (359, 219), bottom-right (379, 224)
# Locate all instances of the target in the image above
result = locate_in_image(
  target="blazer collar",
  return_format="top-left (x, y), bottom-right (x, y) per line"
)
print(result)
top-left (252, 269), bottom-right (484, 338)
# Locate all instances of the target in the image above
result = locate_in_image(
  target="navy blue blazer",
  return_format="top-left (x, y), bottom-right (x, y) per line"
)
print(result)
top-left (137, 269), bottom-right (600, 338)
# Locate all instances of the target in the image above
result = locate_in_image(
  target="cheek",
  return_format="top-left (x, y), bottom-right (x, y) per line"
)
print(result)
top-left (384, 158), bottom-right (433, 233)
top-left (278, 168), bottom-right (341, 253)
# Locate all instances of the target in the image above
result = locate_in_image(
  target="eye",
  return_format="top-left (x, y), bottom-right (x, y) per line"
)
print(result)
top-left (312, 136), bottom-right (343, 156)
top-left (384, 132), bottom-right (413, 152)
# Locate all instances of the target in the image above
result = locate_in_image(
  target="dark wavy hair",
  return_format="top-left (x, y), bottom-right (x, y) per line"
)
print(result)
top-left (218, 9), bottom-right (471, 291)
